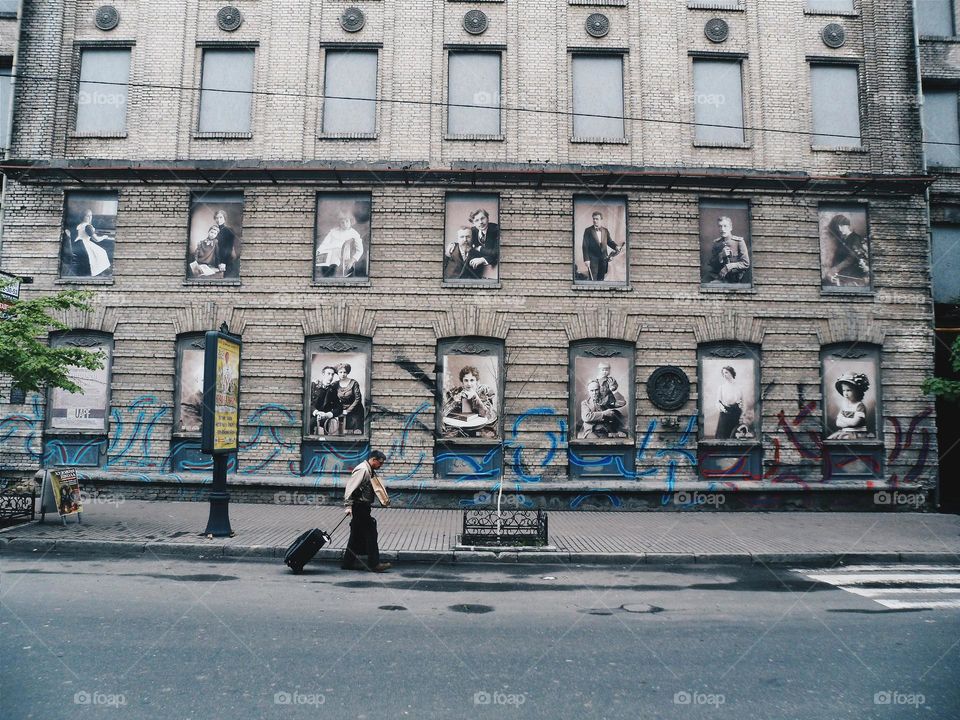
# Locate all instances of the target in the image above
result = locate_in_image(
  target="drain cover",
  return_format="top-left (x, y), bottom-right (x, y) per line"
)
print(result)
top-left (621, 603), bottom-right (664, 614)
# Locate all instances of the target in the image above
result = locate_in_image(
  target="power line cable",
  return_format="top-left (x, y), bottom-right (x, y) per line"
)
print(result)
top-left (7, 70), bottom-right (958, 148)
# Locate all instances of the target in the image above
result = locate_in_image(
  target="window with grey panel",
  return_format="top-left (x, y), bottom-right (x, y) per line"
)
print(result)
top-left (571, 55), bottom-right (625, 139)
top-left (922, 89), bottom-right (960, 167)
top-left (932, 226), bottom-right (960, 304)
top-left (806, 0), bottom-right (855, 12)
top-left (447, 52), bottom-right (501, 136)
top-left (810, 64), bottom-right (861, 147)
top-left (692, 59), bottom-right (745, 144)
top-left (917, 0), bottom-right (955, 35)
top-left (0, 1), bottom-right (18, 14)
top-left (75, 48), bottom-right (130, 134)
top-left (0, 59), bottom-right (11, 149)
top-left (322, 50), bottom-right (378, 135)
top-left (198, 48), bottom-right (254, 134)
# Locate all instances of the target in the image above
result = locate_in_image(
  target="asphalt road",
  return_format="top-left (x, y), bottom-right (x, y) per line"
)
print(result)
top-left (1, 555), bottom-right (958, 720)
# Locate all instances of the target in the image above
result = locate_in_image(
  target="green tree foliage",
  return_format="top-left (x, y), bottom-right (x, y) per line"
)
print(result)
top-left (0, 283), bottom-right (105, 394)
top-left (922, 335), bottom-right (960, 404)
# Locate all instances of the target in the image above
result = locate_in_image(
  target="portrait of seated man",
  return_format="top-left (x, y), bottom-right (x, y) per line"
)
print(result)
top-left (577, 379), bottom-right (627, 439)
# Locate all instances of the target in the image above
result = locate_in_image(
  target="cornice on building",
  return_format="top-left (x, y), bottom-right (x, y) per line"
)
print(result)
top-left (0, 159), bottom-right (935, 196)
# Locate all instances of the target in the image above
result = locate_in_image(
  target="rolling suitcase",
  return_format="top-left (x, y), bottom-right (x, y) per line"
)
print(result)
top-left (283, 514), bottom-right (348, 574)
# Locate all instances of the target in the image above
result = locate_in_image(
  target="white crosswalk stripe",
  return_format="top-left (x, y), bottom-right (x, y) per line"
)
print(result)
top-left (794, 565), bottom-right (960, 610)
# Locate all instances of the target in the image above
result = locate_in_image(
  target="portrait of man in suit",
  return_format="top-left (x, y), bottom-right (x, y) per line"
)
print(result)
top-left (443, 193), bottom-right (500, 283)
top-left (573, 197), bottom-right (628, 285)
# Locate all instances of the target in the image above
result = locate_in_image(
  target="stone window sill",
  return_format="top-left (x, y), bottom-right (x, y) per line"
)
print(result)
top-left (69, 131), bottom-right (128, 139)
top-left (571, 283), bottom-right (632, 291)
top-left (687, 1), bottom-right (744, 10)
top-left (183, 279), bottom-right (242, 287)
top-left (318, 132), bottom-right (378, 140)
top-left (56, 277), bottom-right (114, 285)
top-left (694, 140), bottom-right (751, 149)
top-left (311, 279), bottom-right (371, 287)
top-left (444, 134), bottom-right (505, 142)
top-left (442, 281), bottom-right (502, 289)
top-left (570, 136), bottom-right (629, 145)
top-left (811, 144), bottom-right (868, 153)
top-left (194, 132), bottom-right (253, 140)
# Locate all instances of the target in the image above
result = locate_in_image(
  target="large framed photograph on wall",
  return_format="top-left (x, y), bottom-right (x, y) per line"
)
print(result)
top-left (59, 191), bottom-right (118, 280)
top-left (698, 345), bottom-right (760, 441)
top-left (819, 203), bottom-right (871, 292)
top-left (174, 335), bottom-right (205, 435)
top-left (573, 196), bottom-right (628, 286)
top-left (570, 345), bottom-right (634, 441)
top-left (304, 337), bottom-right (371, 438)
top-left (821, 345), bottom-right (881, 441)
top-left (438, 341), bottom-right (502, 439)
top-left (46, 332), bottom-right (113, 433)
top-left (314, 192), bottom-right (371, 282)
top-left (186, 192), bottom-right (244, 280)
top-left (699, 199), bottom-right (752, 288)
top-left (443, 193), bottom-right (500, 283)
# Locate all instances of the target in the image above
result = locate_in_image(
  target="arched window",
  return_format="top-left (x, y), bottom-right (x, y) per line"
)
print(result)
top-left (44, 331), bottom-right (114, 467)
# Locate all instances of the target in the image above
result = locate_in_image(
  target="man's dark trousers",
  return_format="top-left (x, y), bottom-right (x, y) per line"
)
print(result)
top-left (342, 502), bottom-right (379, 570)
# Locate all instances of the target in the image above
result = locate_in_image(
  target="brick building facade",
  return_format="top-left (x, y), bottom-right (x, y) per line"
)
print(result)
top-left (0, 0), bottom-right (942, 510)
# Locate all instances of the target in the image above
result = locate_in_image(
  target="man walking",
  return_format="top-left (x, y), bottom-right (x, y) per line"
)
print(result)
top-left (341, 450), bottom-right (391, 572)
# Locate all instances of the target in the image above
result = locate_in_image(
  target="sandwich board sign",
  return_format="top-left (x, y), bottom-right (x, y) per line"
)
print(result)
top-left (40, 468), bottom-right (83, 523)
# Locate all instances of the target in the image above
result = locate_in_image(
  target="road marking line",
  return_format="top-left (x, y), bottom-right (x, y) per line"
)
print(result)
top-left (802, 573), bottom-right (960, 585)
top-left (873, 599), bottom-right (960, 610)
top-left (843, 587), bottom-right (960, 598)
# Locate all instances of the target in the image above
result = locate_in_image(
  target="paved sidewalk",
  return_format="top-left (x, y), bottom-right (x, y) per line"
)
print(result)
top-left (2, 500), bottom-right (959, 565)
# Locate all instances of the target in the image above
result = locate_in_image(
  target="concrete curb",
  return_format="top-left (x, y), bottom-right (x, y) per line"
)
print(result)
top-left (2, 538), bottom-right (960, 567)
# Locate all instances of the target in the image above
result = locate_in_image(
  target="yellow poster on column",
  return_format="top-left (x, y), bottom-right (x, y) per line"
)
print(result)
top-left (213, 337), bottom-right (240, 452)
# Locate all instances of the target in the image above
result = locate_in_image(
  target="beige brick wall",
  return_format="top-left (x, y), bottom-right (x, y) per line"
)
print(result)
top-left (0, 1), bottom-right (940, 502)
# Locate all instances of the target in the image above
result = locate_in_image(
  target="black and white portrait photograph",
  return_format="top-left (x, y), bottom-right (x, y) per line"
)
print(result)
top-left (307, 351), bottom-right (368, 437)
top-left (186, 192), bottom-right (244, 280)
top-left (573, 197), bottom-right (628, 285)
top-left (440, 353), bottom-right (500, 438)
top-left (175, 345), bottom-right (204, 434)
top-left (443, 193), bottom-right (500, 283)
top-left (822, 353), bottom-right (879, 440)
top-left (700, 355), bottom-right (758, 441)
top-left (58, 191), bottom-right (117, 279)
top-left (700, 200), bottom-right (752, 287)
top-left (819, 204), bottom-right (871, 290)
top-left (315, 193), bottom-right (371, 281)
top-left (573, 356), bottom-right (631, 440)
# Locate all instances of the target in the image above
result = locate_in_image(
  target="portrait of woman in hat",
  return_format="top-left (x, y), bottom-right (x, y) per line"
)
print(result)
top-left (827, 372), bottom-right (873, 440)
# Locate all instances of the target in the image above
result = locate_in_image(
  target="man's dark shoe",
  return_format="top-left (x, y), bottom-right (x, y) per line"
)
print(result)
top-left (371, 563), bottom-right (392, 573)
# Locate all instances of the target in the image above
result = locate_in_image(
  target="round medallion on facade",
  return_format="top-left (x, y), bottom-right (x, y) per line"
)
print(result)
top-left (463, 10), bottom-right (488, 35)
top-left (217, 6), bottom-right (243, 32)
top-left (94, 5), bottom-right (120, 31)
top-left (821, 23), bottom-right (846, 48)
top-left (704, 18), bottom-right (729, 43)
top-left (647, 366), bottom-right (691, 412)
top-left (585, 13), bottom-right (610, 38)
top-left (340, 7), bottom-right (366, 33)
